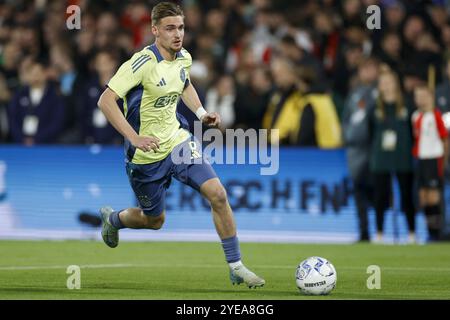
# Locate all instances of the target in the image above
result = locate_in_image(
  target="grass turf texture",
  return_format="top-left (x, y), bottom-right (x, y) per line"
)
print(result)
top-left (0, 240), bottom-right (449, 299)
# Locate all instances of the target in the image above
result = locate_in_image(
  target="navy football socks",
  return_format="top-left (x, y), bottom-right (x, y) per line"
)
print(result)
top-left (109, 210), bottom-right (125, 229)
top-left (221, 235), bottom-right (241, 263)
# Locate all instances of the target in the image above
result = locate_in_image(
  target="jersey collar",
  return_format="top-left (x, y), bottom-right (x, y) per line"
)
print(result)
top-left (148, 43), bottom-right (183, 63)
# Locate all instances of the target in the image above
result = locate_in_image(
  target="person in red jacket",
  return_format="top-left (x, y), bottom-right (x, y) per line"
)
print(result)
top-left (412, 85), bottom-right (449, 241)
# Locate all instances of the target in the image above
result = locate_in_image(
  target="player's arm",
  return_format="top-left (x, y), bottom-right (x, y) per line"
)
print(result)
top-left (181, 81), bottom-right (220, 127)
top-left (98, 54), bottom-right (160, 153)
top-left (97, 88), bottom-right (159, 152)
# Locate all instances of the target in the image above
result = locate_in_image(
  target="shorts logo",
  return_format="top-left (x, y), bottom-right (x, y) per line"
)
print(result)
top-left (180, 68), bottom-right (186, 83)
top-left (138, 195), bottom-right (152, 207)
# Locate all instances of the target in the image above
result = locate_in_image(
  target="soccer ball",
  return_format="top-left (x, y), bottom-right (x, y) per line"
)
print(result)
top-left (295, 256), bottom-right (337, 295)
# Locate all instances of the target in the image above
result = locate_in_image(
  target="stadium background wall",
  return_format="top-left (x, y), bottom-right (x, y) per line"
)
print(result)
top-left (0, 145), bottom-right (447, 243)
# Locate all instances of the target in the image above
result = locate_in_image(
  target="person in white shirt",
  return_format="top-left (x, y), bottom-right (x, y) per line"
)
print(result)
top-left (412, 85), bottom-right (449, 241)
top-left (205, 75), bottom-right (236, 130)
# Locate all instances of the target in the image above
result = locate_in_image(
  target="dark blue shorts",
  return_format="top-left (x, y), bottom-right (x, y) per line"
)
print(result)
top-left (125, 137), bottom-right (217, 216)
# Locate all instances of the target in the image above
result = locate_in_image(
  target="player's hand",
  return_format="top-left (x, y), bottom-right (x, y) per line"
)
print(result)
top-left (131, 135), bottom-right (160, 152)
top-left (201, 112), bottom-right (221, 127)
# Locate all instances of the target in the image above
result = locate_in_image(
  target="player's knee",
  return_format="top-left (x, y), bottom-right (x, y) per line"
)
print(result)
top-left (209, 185), bottom-right (228, 207)
top-left (142, 213), bottom-right (165, 230)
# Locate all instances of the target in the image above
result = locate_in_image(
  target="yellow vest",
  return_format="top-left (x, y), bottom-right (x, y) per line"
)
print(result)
top-left (263, 91), bottom-right (342, 148)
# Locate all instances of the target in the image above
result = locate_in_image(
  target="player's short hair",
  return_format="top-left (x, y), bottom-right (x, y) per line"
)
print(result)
top-left (151, 2), bottom-right (184, 26)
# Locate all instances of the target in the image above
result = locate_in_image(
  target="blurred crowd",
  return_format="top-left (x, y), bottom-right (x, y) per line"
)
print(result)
top-left (2, 0), bottom-right (450, 241)
top-left (0, 0), bottom-right (448, 147)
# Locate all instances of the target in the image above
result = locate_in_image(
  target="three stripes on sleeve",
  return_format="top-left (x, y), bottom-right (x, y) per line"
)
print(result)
top-left (132, 54), bottom-right (152, 73)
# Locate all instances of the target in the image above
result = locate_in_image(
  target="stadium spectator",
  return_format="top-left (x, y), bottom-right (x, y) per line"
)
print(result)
top-left (369, 0), bottom-right (405, 58)
top-left (0, 42), bottom-right (22, 93)
top-left (263, 57), bottom-right (341, 147)
top-left (312, 10), bottom-right (341, 78)
top-left (440, 22), bottom-right (450, 61)
top-left (402, 68), bottom-right (428, 112)
top-left (0, 0), bottom-right (449, 155)
top-left (96, 12), bottom-right (121, 50)
top-left (368, 66), bottom-right (416, 243)
top-left (436, 56), bottom-right (450, 113)
top-left (205, 75), bottom-right (236, 131)
top-left (342, 56), bottom-right (380, 242)
top-left (333, 42), bottom-right (364, 116)
top-left (278, 35), bottom-right (325, 88)
top-left (189, 8), bottom-right (231, 74)
top-left (48, 43), bottom-right (78, 97)
top-left (74, 29), bottom-right (97, 79)
top-left (120, 1), bottom-right (152, 50)
top-left (77, 50), bottom-right (122, 145)
top-left (246, 7), bottom-right (279, 66)
top-left (402, 15), bottom-right (426, 56)
top-left (412, 85), bottom-right (449, 242)
top-left (7, 60), bottom-right (65, 145)
top-left (376, 32), bottom-right (403, 75)
top-left (234, 67), bottom-right (273, 130)
top-left (262, 57), bottom-right (303, 145)
top-left (341, 0), bottom-right (365, 29)
top-left (404, 32), bottom-right (442, 87)
top-left (382, 0), bottom-right (406, 32)
top-left (296, 66), bottom-right (342, 148)
top-left (182, 4), bottom-right (202, 54)
top-left (48, 42), bottom-right (83, 143)
top-left (427, 1), bottom-right (448, 45)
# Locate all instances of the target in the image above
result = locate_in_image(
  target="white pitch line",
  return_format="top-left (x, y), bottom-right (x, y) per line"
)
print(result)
top-left (0, 263), bottom-right (450, 272)
top-left (0, 264), bottom-right (134, 271)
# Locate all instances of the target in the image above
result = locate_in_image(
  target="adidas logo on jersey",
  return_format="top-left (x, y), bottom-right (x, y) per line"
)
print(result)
top-left (156, 78), bottom-right (167, 87)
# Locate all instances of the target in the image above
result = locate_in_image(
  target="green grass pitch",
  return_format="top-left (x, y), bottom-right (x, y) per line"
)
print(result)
top-left (0, 240), bottom-right (449, 300)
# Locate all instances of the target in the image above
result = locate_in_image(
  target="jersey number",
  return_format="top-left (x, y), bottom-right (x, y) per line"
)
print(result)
top-left (154, 94), bottom-right (179, 108)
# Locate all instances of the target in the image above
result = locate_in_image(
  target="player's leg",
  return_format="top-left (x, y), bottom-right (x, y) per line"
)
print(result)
top-left (100, 206), bottom-right (166, 248)
top-left (171, 138), bottom-right (264, 288)
top-left (182, 168), bottom-right (265, 287)
top-left (100, 161), bottom-right (170, 248)
top-left (100, 207), bottom-right (165, 248)
top-left (116, 208), bottom-right (165, 229)
top-left (199, 178), bottom-right (265, 288)
top-left (200, 178), bottom-right (235, 239)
